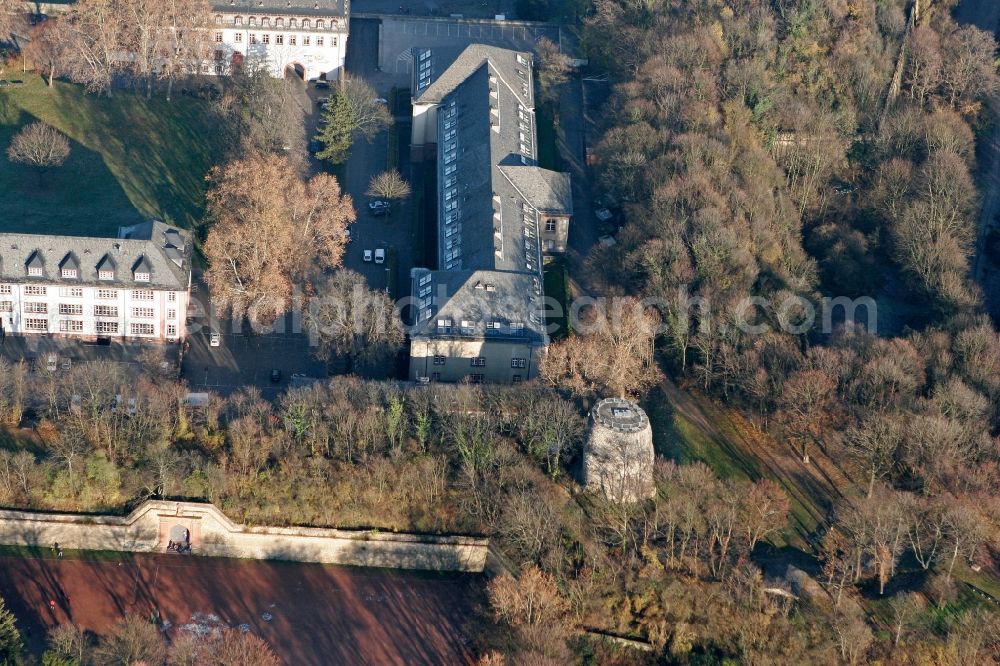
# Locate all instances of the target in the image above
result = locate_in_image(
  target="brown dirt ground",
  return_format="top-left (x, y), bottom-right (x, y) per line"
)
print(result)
top-left (0, 552), bottom-right (483, 665)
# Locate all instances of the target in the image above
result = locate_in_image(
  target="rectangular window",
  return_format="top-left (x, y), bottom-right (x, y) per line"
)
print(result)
top-left (276, 34), bottom-right (284, 45)
top-left (130, 323), bottom-right (155, 336)
top-left (289, 35), bottom-right (296, 45)
top-left (316, 37), bottom-right (323, 47)
top-left (276, 17), bottom-right (284, 27)
top-left (132, 308), bottom-right (155, 319)
top-left (511, 358), bottom-right (527, 369)
top-left (167, 309), bottom-right (176, 320)
top-left (0, 285), bottom-right (9, 295)
top-left (431, 372), bottom-right (440, 381)
top-left (512, 375), bottom-right (522, 383)
top-left (290, 18), bottom-right (297, 27)
top-left (262, 34), bottom-right (270, 44)
top-left (132, 290), bottom-right (154, 301)
top-left (0, 302), bottom-right (11, 312)
top-left (99, 270), bottom-right (115, 280)
top-left (471, 357), bottom-right (486, 367)
top-left (303, 36), bottom-right (310, 46)
top-left (24, 285), bottom-right (45, 296)
top-left (24, 302), bottom-right (47, 314)
top-left (59, 287), bottom-right (83, 298)
top-left (59, 304), bottom-right (83, 315)
top-left (235, 33), bottom-right (242, 43)
top-left (28, 267), bottom-right (42, 277)
top-left (214, 32), bottom-right (223, 43)
top-left (94, 305), bottom-right (118, 317)
top-left (24, 319), bottom-right (47, 331)
top-left (332, 37), bottom-right (337, 47)
top-left (134, 272), bottom-right (150, 282)
top-left (433, 355), bottom-right (446, 365)
top-left (61, 268), bottom-right (77, 279)
top-left (249, 33), bottom-right (257, 44)
top-left (262, 17), bottom-right (270, 26)
top-left (59, 320), bottom-right (84, 333)
top-left (545, 219), bottom-right (557, 232)
top-left (167, 292), bottom-right (177, 302)
top-left (97, 289), bottom-right (117, 300)
top-left (96, 321), bottom-right (118, 335)
top-left (469, 374), bottom-right (484, 384)
top-left (166, 324), bottom-right (177, 338)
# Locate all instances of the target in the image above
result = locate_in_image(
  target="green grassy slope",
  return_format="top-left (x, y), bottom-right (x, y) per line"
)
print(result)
top-left (0, 75), bottom-right (223, 236)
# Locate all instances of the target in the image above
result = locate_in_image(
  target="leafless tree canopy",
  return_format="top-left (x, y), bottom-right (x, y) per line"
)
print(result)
top-left (203, 152), bottom-right (355, 322)
top-left (339, 76), bottom-right (393, 140)
top-left (366, 169), bottom-right (411, 201)
top-left (6, 122), bottom-right (70, 168)
top-left (304, 269), bottom-right (405, 367)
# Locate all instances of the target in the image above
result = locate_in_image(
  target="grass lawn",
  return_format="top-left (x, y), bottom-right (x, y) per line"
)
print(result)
top-left (536, 101), bottom-right (561, 172)
top-left (543, 258), bottom-right (571, 339)
top-left (0, 75), bottom-right (224, 237)
top-left (644, 381), bottom-right (840, 550)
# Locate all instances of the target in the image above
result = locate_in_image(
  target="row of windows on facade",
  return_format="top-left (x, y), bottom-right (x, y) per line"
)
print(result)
top-left (431, 355), bottom-right (527, 368)
top-left (21, 265), bottom-right (150, 282)
top-left (428, 372), bottom-right (522, 383)
top-left (19, 320), bottom-right (175, 337)
top-left (0, 303), bottom-right (177, 319)
top-left (0, 285), bottom-right (174, 301)
top-left (216, 32), bottom-right (337, 47)
top-left (433, 317), bottom-right (526, 335)
top-left (217, 15), bottom-right (339, 29)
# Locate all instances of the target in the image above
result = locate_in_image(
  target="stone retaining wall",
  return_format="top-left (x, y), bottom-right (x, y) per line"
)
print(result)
top-left (0, 501), bottom-right (489, 573)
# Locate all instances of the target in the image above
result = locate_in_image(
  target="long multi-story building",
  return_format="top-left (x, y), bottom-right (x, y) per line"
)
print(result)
top-left (408, 45), bottom-right (573, 384)
top-left (0, 221), bottom-right (192, 343)
top-left (208, 0), bottom-right (348, 80)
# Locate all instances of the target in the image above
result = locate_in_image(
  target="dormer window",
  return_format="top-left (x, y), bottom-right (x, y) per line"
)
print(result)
top-left (234, 15), bottom-right (243, 24)
top-left (290, 17), bottom-right (297, 28)
top-left (132, 256), bottom-right (152, 283)
top-left (248, 15), bottom-right (256, 25)
top-left (302, 18), bottom-right (310, 29)
top-left (99, 270), bottom-right (115, 281)
top-left (26, 250), bottom-right (44, 277)
top-left (61, 268), bottom-right (77, 279)
top-left (316, 19), bottom-right (325, 29)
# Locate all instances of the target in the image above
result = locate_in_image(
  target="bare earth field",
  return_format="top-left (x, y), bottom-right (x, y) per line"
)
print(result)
top-left (0, 552), bottom-right (482, 665)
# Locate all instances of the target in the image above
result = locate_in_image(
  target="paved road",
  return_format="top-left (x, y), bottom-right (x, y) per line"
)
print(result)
top-left (956, 0), bottom-right (1000, 320)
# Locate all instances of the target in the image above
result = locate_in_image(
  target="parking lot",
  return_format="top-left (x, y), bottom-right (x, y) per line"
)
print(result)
top-left (379, 17), bottom-right (562, 75)
top-left (181, 323), bottom-right (328, 400)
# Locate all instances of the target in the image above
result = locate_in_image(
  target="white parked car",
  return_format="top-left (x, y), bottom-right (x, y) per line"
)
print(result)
top-left (363, 249), bottom-right (373, 262)
top-left (375, 248), bottom-right (386, 264)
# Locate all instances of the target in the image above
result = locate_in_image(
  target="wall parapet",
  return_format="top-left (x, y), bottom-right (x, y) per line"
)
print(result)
top-left (0, 500), bottom-right (489, 573)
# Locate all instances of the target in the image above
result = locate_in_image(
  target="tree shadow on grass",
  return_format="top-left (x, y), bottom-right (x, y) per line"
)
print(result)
top-left (0, 108), bottom-right (143, 237)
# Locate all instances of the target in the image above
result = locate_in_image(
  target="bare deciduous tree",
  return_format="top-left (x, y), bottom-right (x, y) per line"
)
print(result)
top-left (367, 169), bottom-right (411, 201)
top-left (339, 76), bottom-right (392, 140)
top-left (203, 152), bottom-right (355, 323)
top-left (541, 297), bottom-right (662, 398)
top-left (7, 123), bottom-right (70, 183)
top-left (304, 270), bottom-right (404, 372)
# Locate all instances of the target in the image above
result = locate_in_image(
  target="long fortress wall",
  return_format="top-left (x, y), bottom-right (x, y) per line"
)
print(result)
top-left (0, 500), bottom-right (489, 572)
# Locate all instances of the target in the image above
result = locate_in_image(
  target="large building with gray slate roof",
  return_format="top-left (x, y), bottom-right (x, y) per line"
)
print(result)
top-left (408, 45), bottom-right (573, 384)
top-left (0, 221), bottom-right (192, 343)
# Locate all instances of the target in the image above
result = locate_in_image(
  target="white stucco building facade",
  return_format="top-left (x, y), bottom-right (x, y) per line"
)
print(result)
top-left (0, 221), bottom-right (192, 344)
top-left (209, 0), bottom-right (348, 80)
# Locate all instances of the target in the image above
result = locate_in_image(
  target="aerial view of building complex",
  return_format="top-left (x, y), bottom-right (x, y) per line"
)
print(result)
top-left (0, 0), bottom-right (998, 663)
